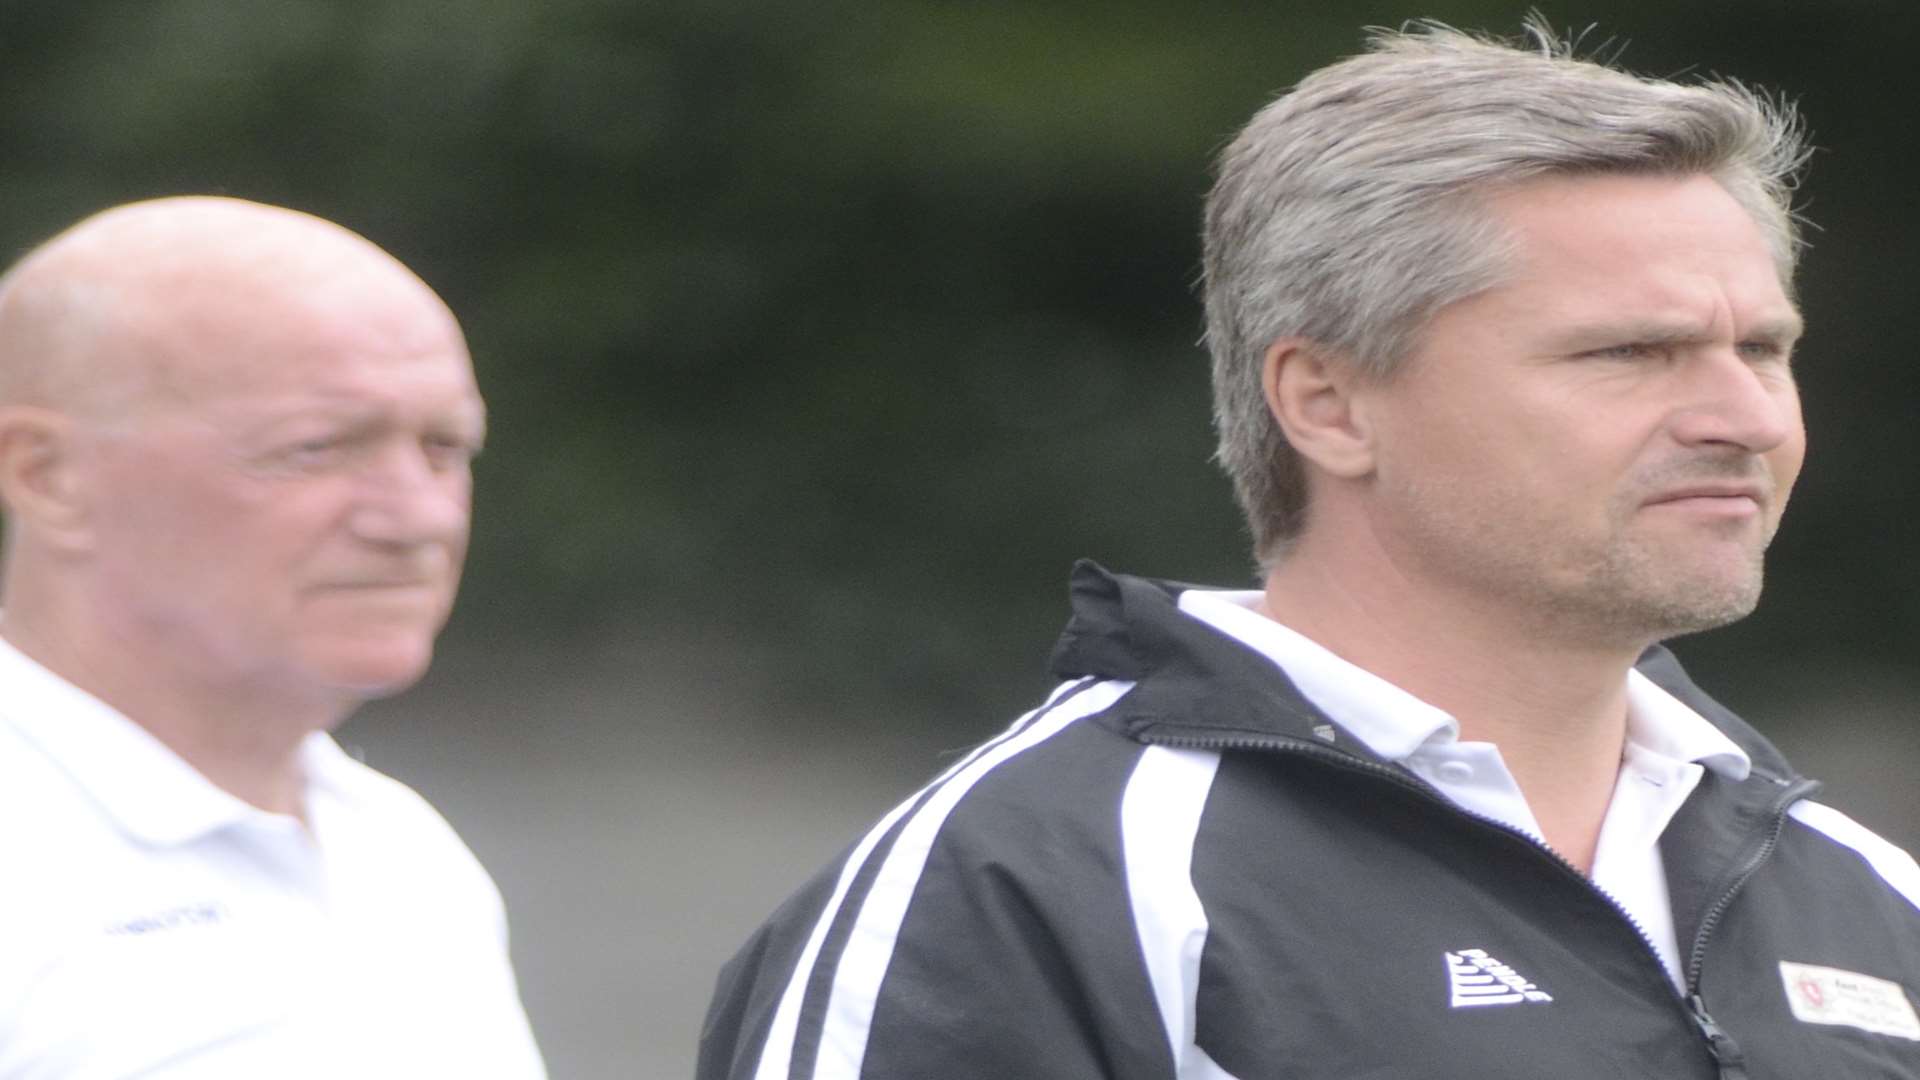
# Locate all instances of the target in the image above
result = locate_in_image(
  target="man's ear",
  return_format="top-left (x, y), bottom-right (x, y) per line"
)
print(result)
top-left (0, 406), bottom-right (92, 552)
top-left (1261, 338), bottom-right (1377, 480)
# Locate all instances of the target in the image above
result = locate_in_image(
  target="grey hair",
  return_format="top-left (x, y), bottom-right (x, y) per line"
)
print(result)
top-left (1202, 18), bottom-right (1811, 567)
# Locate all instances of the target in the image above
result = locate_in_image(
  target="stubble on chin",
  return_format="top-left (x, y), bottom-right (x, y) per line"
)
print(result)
top-left (1561, 532), bottom-right (1769, 645)
top-left (1386, 463), bottom-right (1777, 650)
top-left (1573, 453), bottom-right (1784, 642)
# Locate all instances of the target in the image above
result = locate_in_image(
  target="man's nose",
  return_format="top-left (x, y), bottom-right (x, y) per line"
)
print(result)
top-left (1666, 346), bottom-right (1801, 454)
top-left (347, 442), bottom-right (471, 546)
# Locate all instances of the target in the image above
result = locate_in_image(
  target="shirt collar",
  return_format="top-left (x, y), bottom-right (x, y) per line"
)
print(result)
top-left (1176, 588), bottom-right (1752, 779)
top-left (1176, 589), bottom-right (1457, 760)
top-left (0, 633), bottom-right (329, 846)
top-left (1623, 668), bottom-right (1751, 780)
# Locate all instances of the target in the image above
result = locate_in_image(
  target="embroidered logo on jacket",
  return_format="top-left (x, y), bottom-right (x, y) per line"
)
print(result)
top-left (1446, 948), bottom-right (1554, 1008)
top-left (1779, 961), bottom-right (1920, 1041)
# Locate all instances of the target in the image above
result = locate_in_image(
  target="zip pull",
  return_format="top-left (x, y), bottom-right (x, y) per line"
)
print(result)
top-left (1687, 993), bottom-right (1749, 1080)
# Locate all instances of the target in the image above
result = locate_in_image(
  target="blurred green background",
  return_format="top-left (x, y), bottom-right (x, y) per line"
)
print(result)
top-left (5, 1), bottom-right (1917, 1076)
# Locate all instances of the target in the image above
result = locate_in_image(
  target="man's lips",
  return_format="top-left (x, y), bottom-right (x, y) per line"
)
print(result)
top-left (1642, 483), bottom-right (1768, 512)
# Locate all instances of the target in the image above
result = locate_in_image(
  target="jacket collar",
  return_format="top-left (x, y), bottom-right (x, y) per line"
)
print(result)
top-left (1046, 559), bottom-right (1802, 785)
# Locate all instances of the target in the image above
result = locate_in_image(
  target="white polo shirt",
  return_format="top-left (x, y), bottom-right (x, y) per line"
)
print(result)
top-left (0, 637), bottom-right (547, 1080)
top-left (1179, 589), bottom-right (1751, 989)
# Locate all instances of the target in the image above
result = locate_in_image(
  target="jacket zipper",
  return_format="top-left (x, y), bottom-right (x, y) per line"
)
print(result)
top-left (1140, 729), bottom-right (1808, 1079)
top-left (1680, 774), bottom-right (1819, 1080)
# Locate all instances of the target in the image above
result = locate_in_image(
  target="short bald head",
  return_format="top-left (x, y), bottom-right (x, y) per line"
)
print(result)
top-left (0, 196), bottom-right (483, 727)
top-left (0, 196), bottom-right (465, 421)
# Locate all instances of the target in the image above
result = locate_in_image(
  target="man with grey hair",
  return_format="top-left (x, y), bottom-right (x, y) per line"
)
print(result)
top-left (0, 197), bottom-right (546, 1078)
top-left (700, 23), bottom-right (1920, 1080)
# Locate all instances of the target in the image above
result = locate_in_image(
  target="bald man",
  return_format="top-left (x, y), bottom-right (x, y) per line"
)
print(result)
top-left (0, 198), bottom-right (545, 1078)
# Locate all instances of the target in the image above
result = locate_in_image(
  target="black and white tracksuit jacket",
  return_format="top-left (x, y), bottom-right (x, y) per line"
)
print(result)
top-left (699, 563), bottom-right (1920, 1079)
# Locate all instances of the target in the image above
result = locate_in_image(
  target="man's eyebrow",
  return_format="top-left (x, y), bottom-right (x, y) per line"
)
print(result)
top-left (1741, 315), bottom-right (1805, 343)
top-left (1554, 313), bottom-right (1805, 349)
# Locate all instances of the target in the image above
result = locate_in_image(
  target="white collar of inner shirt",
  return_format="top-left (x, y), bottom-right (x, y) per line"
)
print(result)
top-left (0, 628), bottom-right (352, 847)
top-left (1175, 589), bottom-right (1751, 781)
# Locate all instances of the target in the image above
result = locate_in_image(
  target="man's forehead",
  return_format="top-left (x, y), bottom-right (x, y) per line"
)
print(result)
top-left (1490, 174), bottom-right (1789, 273)
top-left (208, 370), bottom-right (488, 438)
top-left (1481, 176), bottom-right (1793, 305)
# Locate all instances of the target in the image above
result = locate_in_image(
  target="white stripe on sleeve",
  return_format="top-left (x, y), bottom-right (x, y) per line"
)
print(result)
top-left (1788, 800), bottom-right (1920, 914)
top-left (1122, 744), bottom-right (1243, 1080)
top-left (750, 777), bottom-right (921, 1080)
top-left (752, 677), bottom-right (1133, 1080)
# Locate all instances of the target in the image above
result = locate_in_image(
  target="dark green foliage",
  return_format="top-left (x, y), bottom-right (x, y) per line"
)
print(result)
top-left (4, 0), bottom-right (1918, 725)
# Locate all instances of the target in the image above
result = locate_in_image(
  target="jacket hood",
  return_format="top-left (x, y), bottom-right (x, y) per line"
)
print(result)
top-left (1047, 559), bottom-right (1803, 784)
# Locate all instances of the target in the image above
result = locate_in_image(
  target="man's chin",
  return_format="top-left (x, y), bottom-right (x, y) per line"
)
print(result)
top-left (1625, 569), bottom-right (1765, 641)
top-left (1542, 547), bottom-right (1765, 645)
top-left (307, 636), bottom-right (438, 701)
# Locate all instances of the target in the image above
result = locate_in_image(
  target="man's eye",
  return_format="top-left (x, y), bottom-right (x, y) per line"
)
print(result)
top-left (1581, 343), bottom-right (1657, 361)
top-left (274, 433), bottom-right (371, 470)
top-left (1737, 341), bottom-right (1791, 363)
top-left (423, 437), bottom-right (480, 469)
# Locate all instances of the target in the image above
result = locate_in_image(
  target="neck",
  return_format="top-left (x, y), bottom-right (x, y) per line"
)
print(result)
top-left (1262, 532), bottom-right (1647, 873)
top-left (0, 606), bottom-right (344, 818)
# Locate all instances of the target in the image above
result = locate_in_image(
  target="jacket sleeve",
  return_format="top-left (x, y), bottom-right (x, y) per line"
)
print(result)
top-left (696, 713), bottom-right (1176, 1080)
top-left (697, 864), bottom-right (838, 1080)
